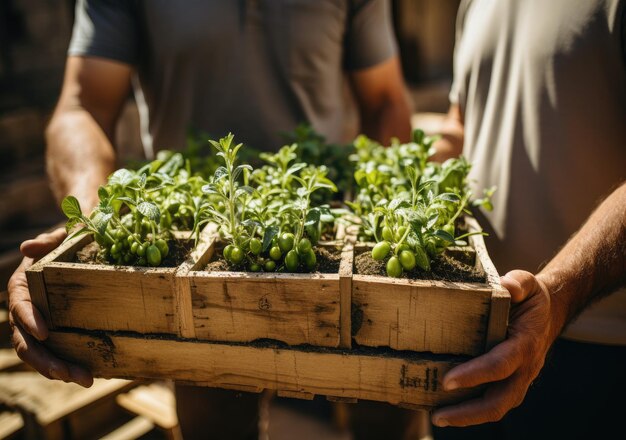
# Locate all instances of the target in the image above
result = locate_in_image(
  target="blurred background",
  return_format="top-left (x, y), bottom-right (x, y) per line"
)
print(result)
top-left (0, 1), bottom-right (459, 438)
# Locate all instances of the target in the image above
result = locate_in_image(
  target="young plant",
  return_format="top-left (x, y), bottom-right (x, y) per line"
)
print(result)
top-left (61, 166), bottom-right (176, 267)
top-left (194, 134), bottom-right (338, 273)
top-left (348, 129), bottom-right (494, 277)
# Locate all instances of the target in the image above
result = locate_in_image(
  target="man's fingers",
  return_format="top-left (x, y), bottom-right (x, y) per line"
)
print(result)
top-left (8, 270), bottom-right (49, 341)
top-left (432, 372), bottom-right (528, 427)
top-left (8, 296), bottom-right (49, 342)
top-left (500, 270), bottom-right (541, 304)
top-left (20, 228), bottom-right (67, 259)
top-left (11, 324), bottom-right (93, 388)
top-left (441, 338), bottom-right (523, 391)
top-left (68, 363), bottom-right (95, 388)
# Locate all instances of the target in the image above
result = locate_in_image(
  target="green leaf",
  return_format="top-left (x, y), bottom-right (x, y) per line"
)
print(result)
top-left (262, 225), bottom-right (279, 251)
top-left (137, 201), bottom-right (161, 222)
top-left (434, 229), bottom-right (455, 243)
top-left (115, 196), bottom-right (137, 206)
top-left (64, 226), bottom-right (92, 242)
top-left (91, 211), bottom-right (113, 236)
top-left (427, 214), bottom-right (439, 229)
top-left (214, 166), bottom-right (228, 182)
top-left (98, 186), bottom-right (109, 202)
top-left (304, 208), bottom-right (321, 227)
top-left (109, 169), bottom-right (135, 187)
top-left (437, 193), bottom-right (461, 203)
top-left (61, 196), bottom-right (83, 219)
top-left (234, 186), bottom-right (255, 199)
top-left (65, 216), bottom-right (82, 233)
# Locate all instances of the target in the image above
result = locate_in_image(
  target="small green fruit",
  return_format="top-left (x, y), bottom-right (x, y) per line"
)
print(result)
top-left (155, 239), bottom-right (169, 258)
top-left (230, 247), bottom-right (244, 265)
top-left (285, 250), bottom-right (299, 272)
top-left (269, 246), bottom-right (282, 261)
top-left (223, 244), bottom-right (234, 261)
top-left (382, 226), bottom-right (393, 242)
top-left (146, 245), bottom-right (162, 267)
top-left (386, 256), bottom-right (403, 278)
top-left (249, 238), bottom-right (262, 255)
top-left (372, 241), bottom-right (391, 261)
top-left (297, 238), bottom-right (312, 254)
top-left (278, 233), bottom-right (295, 253)
top-left (399, 250), bottom-right (416, 271)
top-left (303, 249), bottom-right (316, 270)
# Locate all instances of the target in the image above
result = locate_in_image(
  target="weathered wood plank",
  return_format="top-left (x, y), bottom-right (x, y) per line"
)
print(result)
top-left (99, 416), bottom-right (155, 440)
top-left (350, 217), bottom-right (509, 357)
top-left (46, 331), bottom-right (480, 408)
top-left (116, 382), bottom-right (179, 430)
top-left (338, 243), bottom-right (354, 349)
top-left (43, 264), bottom-right (177, 334)
top-left (467, 217), bottom-right (511, 351)
top-left (187, 241), bottom-right (347, 347)
top-left (0, 372), bottom-right (134, 426)
top-left (173, 229), bottom-right (216, 339)
top-left (352, 275), bottom-right (492, 356)
top-left (24, 264), bottom-right (53, 329)
top-left (190, 272), bottom-right (341, 347)
top-left (0, 410), bottom-right (24, 440)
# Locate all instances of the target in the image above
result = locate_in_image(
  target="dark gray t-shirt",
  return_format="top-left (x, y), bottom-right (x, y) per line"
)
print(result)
top-left (69, 0), bottom-right (397, 155)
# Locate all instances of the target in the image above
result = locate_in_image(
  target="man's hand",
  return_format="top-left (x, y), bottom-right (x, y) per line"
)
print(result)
top-left (431, 270), bottom-right (554, 427)
top-left (7, 228), bottom-right (93, 387)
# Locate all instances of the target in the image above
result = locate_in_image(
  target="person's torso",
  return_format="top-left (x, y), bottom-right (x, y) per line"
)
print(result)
top-left (453, 0), bottom-right (626, 344)
top-left (132, 0), bottom-right (358, 154)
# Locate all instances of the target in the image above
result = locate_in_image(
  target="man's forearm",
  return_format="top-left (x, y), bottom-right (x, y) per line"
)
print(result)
top-left (361, 97), bottom-right (412, 144)
top-left (46, 109), bottom-right (116, 212)
top-left (537, 182), bottom-right (626, 341)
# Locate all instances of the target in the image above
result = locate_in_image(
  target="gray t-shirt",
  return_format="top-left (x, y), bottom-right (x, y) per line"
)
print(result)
top-left (68, 0), bottom-right (397, 155)
top-left (451, 0), bottom-right (626, 345)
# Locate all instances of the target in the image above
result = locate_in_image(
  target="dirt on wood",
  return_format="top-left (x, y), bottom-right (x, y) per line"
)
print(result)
top-left (205, 246), bottom-right (342, 274)
top-left (75, 239), bottom-right (191, 267)
top-left (353, 249), bottom-right (486, 283)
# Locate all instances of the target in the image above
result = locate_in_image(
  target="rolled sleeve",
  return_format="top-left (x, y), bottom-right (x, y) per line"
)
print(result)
top-left (344, 0), bottom-right (398, 71)
top-left (68, 0), bottom-right (139, 65)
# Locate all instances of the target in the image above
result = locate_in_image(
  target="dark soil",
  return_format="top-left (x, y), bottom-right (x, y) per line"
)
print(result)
top-left (205, 245), bottom-right (342, 274)
top-left (353, 249), bottom-right (486, 283)
top-left (75, 239), bottom-right (192, 267)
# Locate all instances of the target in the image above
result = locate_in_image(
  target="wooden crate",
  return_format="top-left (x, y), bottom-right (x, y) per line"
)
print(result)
top-left (351, 217), bottom-right (510, 356)
top-left (180, 239), bottom-right (353, 348)
top-left (26, 218), bottom-right (508, 408)
top-left (25, 231), bottom-right (207, 337)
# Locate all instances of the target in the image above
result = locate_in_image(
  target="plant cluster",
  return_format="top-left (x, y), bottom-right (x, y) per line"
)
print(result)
top-left (193, 134), bottom-right (338, 273)
top-left (61, 127), bottom-right (493, 276)
top-left (62, 165), bottom-right (178, 267)
top-left (348, 130), bottom-right (494, 277)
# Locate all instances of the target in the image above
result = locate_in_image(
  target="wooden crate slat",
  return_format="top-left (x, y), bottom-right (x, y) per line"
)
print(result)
top-left (186, 241), bottom-right (348, 348)
top-left (352, 275), bottom-right (491, 356)
top-left (338, 242), bottom-right (354, 349)
top-left (190, 272), bottom-right (341, 347)
top-left (466, 217), bottom-right (511, 351)
top-left (43, 264), bottom-right (177, 334)
top-left (46, 331), bottom-right (480, 408)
